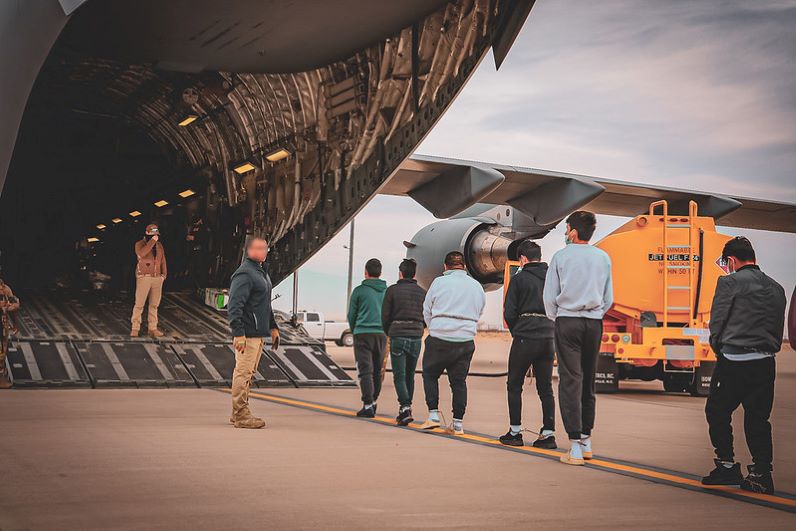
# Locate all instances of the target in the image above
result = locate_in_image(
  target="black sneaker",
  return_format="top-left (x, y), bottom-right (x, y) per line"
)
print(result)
top-left (499, 431), bottom-right (524, 447)
top-left (533, 434), bottom-right (557, 449)
top-left (356, 406), bottom-right (375, 418)
top-left (740, 465), bottom-right (775, 494)
top-left (396, 408), bottom-right (414, 426)
top-left (701, 459), bottom-right (743, 486)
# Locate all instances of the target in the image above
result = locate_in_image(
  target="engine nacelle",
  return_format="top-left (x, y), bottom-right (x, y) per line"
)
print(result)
top-left (404, 218), bottom-right (515, 291)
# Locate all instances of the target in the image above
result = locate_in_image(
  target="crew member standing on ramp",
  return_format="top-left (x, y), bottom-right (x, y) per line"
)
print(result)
top-left (500, 241), bottom-right (556, 448)
top-left (227, 237), bottom-right (280, 429)
top-left (347, 258), bottom-right (388, 418)
top-left (0, 277), bottom-right (20, 389)
top-left (131, 223), bottom-right (167, 338)
top-left (420, 251), bottom-right (486, 436)
top-left (544, 211), bottom-right (613, 466)
top-left (701, 236), bottom-right (786, 494)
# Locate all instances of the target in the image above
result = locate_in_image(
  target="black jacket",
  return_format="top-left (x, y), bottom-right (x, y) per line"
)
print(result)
top-left (709, 264), bottom-right (786, 357)
top-left (228, 258), bottom-right (278, 337)
top-left (503, 262), bottom-right (554, 339)
top-left (381, 278), bottom-right (427, 338)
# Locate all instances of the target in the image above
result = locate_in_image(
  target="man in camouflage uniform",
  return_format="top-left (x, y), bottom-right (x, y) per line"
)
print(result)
top-left (0, 278), bottom-right (20, 389)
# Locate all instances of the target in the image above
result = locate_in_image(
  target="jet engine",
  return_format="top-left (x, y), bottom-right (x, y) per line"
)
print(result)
top-left (404, 205), bottom-right (541, 291)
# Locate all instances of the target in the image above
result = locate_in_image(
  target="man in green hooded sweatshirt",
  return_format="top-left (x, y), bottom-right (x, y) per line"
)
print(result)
top-left (348, 258), bottom-right (388, 417)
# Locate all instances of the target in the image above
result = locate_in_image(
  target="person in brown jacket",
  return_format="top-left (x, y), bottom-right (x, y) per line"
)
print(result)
top-left (131, 223), bottom-right (167, 337)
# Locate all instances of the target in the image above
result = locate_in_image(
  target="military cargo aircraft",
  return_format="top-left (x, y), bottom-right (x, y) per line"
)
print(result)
top-left (0, 0), bottom-right (535, 288)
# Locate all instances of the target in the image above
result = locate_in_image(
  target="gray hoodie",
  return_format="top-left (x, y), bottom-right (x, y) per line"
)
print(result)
top-left (543, 243), bottom-right (613, 320)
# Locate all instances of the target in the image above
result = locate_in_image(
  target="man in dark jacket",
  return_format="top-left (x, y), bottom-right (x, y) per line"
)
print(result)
top-left (382, 258), bottom-right (427, 426)
top-left (499, 241), bottom-right (556, 448)
top-left (701, 236), bottom-right (786, 494)
top-left (227, 237), bottom-right (280, 429)
top-left (347, 258), bottom-right (388, 418)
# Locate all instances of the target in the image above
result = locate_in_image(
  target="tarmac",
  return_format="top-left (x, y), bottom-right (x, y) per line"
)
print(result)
top-left (1, 336), bottom-right (794, 529)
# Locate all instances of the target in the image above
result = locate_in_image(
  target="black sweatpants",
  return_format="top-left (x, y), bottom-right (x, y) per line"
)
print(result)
top-left (554, 317), bottom-right (602, 440)
top-left (353, 333), bottom-right (387, 404)
top-left (422, 336), bottom-right (475, 420)
top-left (507, 337), bottom-right (555, 430)
top-left (705, 356), bottom-right (775, 471)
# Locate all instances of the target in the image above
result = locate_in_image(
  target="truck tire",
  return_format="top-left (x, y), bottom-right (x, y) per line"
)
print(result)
top-left (341, 332), bottom-right (354, 347)
top-left (690, 361), bottom-right (715, 397)
top-left (595, 352), bottom-right (619, 393)
top-left (662, 373), bottom-right (690, 393)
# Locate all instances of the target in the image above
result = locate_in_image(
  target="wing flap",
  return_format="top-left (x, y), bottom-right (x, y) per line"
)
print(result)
top-left (384, 155), bottom-right (796, 233)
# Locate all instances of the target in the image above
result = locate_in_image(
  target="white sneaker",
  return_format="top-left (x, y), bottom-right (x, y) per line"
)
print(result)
top-left (560, 440), bottom-right (585, 466)
top-left (419, 418), bottom-right (441, 430)
top-left (581, 436), bottom-right (593, 460)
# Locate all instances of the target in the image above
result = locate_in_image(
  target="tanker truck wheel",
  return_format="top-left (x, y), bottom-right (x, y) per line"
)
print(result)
top-left (662, 373), bottom-right (691, 393)
top-left (595, 352), bottom-right (619, 393)
top-left (689, 361), bottom-right (716, 397)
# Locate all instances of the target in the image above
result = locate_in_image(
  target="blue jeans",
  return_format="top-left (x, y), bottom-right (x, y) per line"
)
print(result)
top-left (390, 336), bottom-right (422, 408)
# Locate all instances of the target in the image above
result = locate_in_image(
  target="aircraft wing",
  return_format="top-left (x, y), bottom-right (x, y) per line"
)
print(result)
top-left (382, 154), bottom-right (796, 233)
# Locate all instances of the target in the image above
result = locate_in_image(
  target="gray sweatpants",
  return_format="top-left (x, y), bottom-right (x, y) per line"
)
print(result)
top-left (353, 333), bottom-right (387, 404)
top-left (554, 317), bottom-right (603, 440)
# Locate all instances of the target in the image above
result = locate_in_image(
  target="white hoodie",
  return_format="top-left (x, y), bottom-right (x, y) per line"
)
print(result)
top-left (423, 269), bottom-right (486, 341)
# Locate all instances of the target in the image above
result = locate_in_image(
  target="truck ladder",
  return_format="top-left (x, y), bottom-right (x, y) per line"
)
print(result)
top-left (649, 200), bottom-right (699, 327)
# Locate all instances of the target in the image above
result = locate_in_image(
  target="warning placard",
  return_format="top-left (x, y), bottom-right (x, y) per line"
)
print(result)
top-left (715, 256), bottom-right (730, 274)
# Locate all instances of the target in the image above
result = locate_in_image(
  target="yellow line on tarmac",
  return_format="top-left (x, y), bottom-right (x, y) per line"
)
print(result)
top-left (226, 389), bottom-right (796, 511)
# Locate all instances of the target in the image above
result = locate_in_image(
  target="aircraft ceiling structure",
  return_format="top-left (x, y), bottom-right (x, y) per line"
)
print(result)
top-left (0, 0), bottom-right (534, 287)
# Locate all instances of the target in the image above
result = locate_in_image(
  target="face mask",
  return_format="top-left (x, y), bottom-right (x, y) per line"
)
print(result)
top-left (727, 258), bottom-right (736, 274)
top-left (564, 231), bottom-right (573, 245)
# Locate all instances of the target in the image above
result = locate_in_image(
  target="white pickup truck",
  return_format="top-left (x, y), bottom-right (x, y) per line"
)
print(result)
top-left (296, 311), bottom-right (353, 347)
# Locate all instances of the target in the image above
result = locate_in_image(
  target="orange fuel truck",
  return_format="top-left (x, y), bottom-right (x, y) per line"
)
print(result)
top-left (504, 199), bottom-right (731, 396)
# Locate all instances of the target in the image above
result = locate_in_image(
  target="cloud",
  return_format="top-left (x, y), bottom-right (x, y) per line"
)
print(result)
top-left (420, 0), bottom-right (796, 200)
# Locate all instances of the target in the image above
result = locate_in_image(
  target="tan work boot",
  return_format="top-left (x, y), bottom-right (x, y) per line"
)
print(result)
top-left (148, 329), bottom-right (164, 338)
top-left (230, 408), bottom-right (253, 424)
top-left (234, 416), bottom-right (266, 429)
top-left (130, 329), bottom-right (139, 337)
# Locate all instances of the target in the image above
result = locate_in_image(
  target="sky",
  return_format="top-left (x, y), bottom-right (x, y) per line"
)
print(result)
top-left (273, 0), bottom-right (796, 324)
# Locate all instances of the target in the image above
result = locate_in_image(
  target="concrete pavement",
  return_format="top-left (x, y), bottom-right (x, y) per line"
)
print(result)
top-left (0, 337), bottom-right (794, 529)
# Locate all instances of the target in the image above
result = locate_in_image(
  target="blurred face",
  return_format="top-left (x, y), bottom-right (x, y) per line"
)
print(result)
top-left (565, 223), bottom-right (576, 243)
top-left (726, 255), bottom-right (739, 274)
top-left (247, 238), bottom-right (269, 263)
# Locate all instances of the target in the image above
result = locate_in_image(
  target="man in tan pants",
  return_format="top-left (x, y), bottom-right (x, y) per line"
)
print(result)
top-left (227, 237), bottom-right (280, 428)
top-left (131, 223), bottom-right (167, 337)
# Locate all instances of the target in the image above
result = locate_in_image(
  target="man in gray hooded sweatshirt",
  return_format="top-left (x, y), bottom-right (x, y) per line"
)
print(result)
top-left (544, 211), bottom-right (613, 466)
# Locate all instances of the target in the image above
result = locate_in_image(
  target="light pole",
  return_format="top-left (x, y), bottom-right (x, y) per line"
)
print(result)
top-left (345, 219), bottom-right (355, 311)
top-left (292, 270), bottom-right (299, 317)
